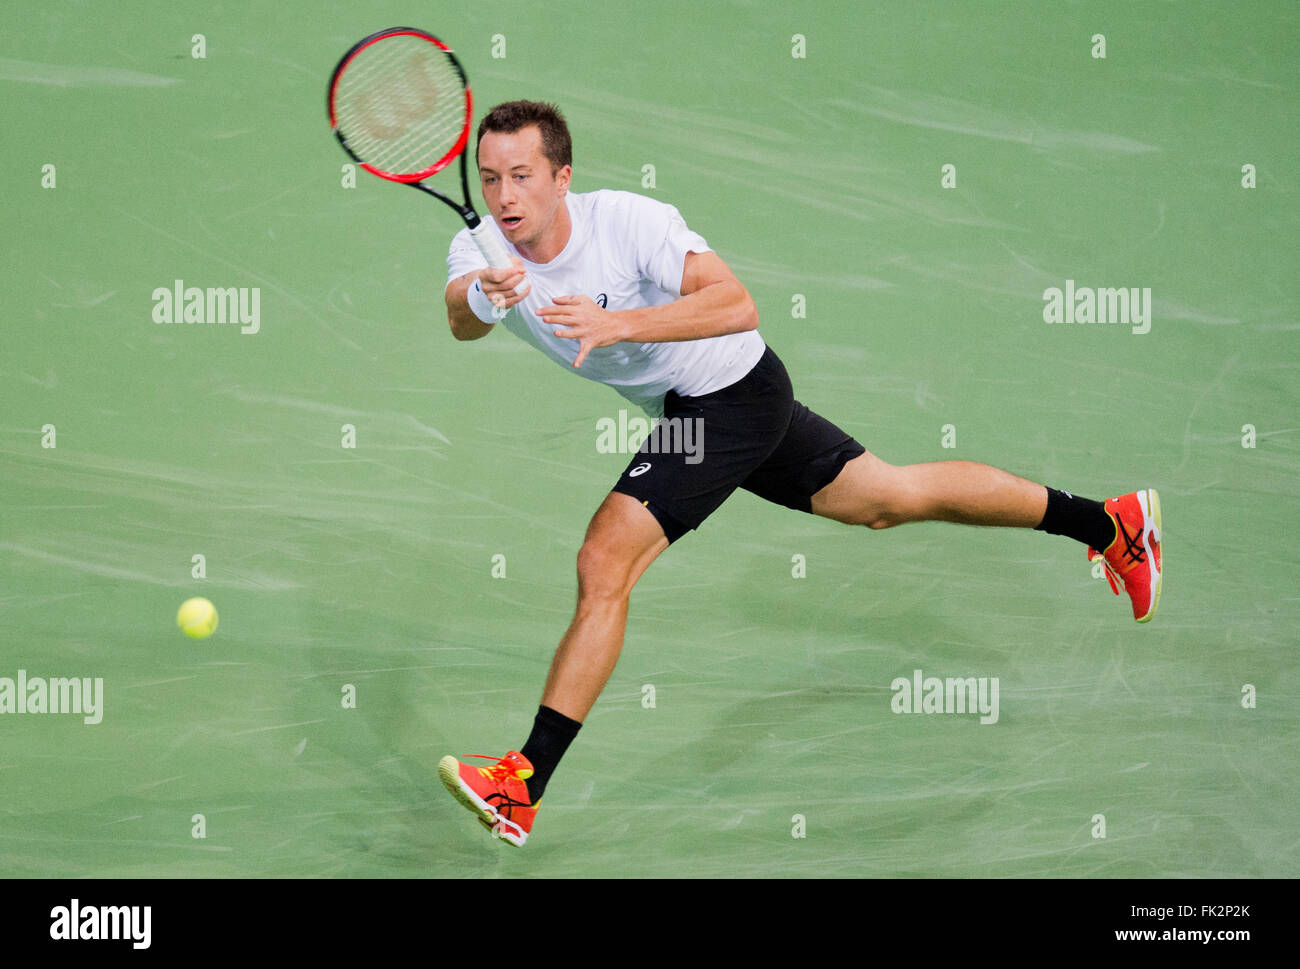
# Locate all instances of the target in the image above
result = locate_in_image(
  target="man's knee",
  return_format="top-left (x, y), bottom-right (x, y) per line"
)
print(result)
top-left (576, 539), bottom-right (622, 597)
top-left (852, 500), bottom-right (911, 530)
top-left (862, 466), bottom-right (932, 528)
top-left (574, 492), bottom-right (668, 602)
top-left (814, 452), bottom-right (916, 529)
top-left (862, 508), bottom-right (905, 530)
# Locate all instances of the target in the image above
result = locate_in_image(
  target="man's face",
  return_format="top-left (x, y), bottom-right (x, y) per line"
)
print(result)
top-left (477, 125), bottom-right (571, 254)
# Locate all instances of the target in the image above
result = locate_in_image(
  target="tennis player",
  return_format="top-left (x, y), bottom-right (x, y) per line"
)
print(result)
top-left (438, 101), bottom-right (1162, 846)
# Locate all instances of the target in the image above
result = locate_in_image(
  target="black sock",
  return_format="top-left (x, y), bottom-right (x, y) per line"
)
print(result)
top-left (519, 705), bottom-right (582, 804)
top-left (1035, 487), bottom-right (1116, 551)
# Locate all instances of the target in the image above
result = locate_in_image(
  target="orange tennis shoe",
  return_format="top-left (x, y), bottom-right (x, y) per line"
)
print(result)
top-left (1089, 489), bottom-right (1163, 622)
top-left (438, 750), bottom-right (539, 846)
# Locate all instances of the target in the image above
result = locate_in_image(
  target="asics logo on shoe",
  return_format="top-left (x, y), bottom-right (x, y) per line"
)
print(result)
top-left (486, 790), bottom-right (533, 810)
top-left (1116, 517), bottom-right (1146, 565)
top-left (629, 462), bottom-right (651, 477)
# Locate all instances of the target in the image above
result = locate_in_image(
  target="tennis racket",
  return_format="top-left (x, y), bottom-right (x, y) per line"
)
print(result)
top-left (327, 26), bottom-right (522, 299)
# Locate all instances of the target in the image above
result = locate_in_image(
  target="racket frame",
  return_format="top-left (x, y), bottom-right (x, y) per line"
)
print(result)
top-left (327, 26), bottom-right (521, 303)
top-left (328, 26), bottom-right (484, 230)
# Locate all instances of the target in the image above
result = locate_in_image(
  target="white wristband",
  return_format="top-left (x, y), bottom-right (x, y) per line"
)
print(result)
top-left (466, 278), bottom-right (508, 324)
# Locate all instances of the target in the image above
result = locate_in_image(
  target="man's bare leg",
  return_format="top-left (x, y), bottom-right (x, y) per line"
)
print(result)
top-left (810, 451), bottom-right (1049, 528)
top-left (808, 448), bottom-right (1161, 620)
top-left (437, 491), bottom-right (668, 840)
top-left (540, 491), bottom-right (669, 721)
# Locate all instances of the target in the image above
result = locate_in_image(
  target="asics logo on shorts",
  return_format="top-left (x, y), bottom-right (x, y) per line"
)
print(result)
top-left (629, 462), bottom-right (651, 477)
top-left (595, 293), bottom-right (608, 308)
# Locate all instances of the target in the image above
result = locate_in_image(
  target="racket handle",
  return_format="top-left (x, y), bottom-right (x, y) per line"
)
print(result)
top-left (469, 222), bottom-right (527, 297)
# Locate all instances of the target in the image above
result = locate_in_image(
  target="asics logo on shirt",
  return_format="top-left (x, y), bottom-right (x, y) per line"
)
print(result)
top-left (595, 293), bottom-right (608, 308)
top-left (629, 462), bottom-right (651, 477)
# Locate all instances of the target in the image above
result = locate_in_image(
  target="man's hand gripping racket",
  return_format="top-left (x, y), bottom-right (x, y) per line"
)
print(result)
top-left (327, 27), bottom-right (527, 316)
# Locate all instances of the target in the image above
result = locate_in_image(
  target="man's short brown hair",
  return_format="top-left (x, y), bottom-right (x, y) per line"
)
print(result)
top-left (476, 100), bottom-right (572, 172)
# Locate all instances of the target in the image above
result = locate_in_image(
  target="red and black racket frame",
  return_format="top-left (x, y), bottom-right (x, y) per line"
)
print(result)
top-left (327, 27), bottom-right (488, 230)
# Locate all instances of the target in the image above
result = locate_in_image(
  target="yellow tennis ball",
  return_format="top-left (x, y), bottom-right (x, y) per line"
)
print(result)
top-left (177, 597), bottom-right (218, 639)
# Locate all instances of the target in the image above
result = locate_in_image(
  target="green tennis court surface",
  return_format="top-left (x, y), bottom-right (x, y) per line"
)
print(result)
top-left (2, 0), bottom-right (1296, 878)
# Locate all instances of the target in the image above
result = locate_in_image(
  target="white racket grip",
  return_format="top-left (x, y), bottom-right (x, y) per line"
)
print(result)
top-left (470, 221), bottom-right (527, 297)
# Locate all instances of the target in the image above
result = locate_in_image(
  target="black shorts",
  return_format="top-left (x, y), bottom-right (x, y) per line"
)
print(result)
top-left (610, 345), bottom-right (865, 543)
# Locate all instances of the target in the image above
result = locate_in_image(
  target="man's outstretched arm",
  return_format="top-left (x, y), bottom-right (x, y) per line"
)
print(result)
top-left (537, 250), bottom-right (758, 368)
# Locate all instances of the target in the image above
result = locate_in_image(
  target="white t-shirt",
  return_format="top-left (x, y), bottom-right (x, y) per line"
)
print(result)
top-left (445, 189), bottom-right (766, 416)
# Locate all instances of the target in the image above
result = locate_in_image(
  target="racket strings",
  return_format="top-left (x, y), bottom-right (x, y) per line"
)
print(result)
top-left (334, 34), bottom-right (467, 176)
